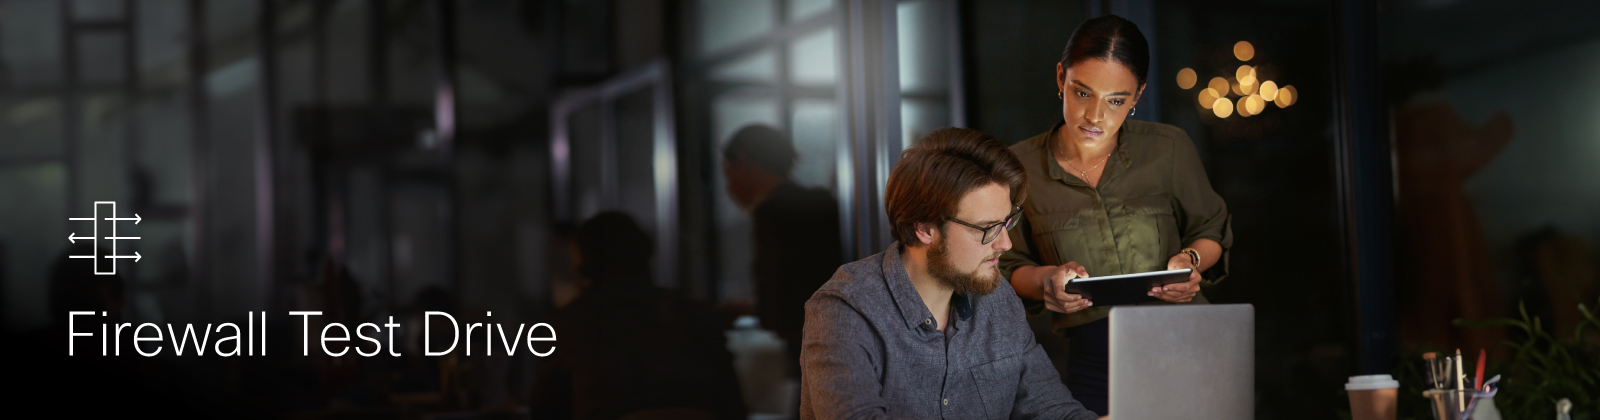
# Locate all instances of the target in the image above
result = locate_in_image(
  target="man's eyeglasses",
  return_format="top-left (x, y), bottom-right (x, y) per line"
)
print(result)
top-left (944, 206), bottom-right (1024, 245)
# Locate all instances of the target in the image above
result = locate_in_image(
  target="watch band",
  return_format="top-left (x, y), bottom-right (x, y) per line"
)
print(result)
top-left (1182, 248), bottom-right (1201, 267)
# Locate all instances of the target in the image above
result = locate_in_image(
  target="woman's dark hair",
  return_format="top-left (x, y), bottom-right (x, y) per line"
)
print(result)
top-left (1061, 15), bottom-right (1150, 87)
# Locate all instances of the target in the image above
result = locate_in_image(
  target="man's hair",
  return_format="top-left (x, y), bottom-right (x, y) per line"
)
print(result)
top-left (885, 127), bottom-right (1027, 246)
top-left (722, 125), bottom-right (797, 176)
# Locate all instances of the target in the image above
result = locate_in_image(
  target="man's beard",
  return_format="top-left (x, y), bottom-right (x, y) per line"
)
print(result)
top-left (925, 234), bottom-right (1002, 296)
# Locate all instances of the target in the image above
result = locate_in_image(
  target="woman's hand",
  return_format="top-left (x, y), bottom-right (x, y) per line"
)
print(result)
top-left (1040, 262), bottom-right (1093, 313)
top-left (1151, 253), bottom-right (1202, 302)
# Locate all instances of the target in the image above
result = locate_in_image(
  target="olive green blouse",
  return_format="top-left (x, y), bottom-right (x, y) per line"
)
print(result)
top-left (999, 120), bottom-right (1234, 331)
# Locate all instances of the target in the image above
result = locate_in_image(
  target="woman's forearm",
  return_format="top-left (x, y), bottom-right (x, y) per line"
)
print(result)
top-left (1185, 238), bottom-right (1222, 272)
top-left (1010, 265), bottom-right (1048, 301)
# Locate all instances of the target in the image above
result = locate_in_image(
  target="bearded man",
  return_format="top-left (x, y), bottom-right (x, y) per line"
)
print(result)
top-left (799, 128), bottom-right (1105, 420)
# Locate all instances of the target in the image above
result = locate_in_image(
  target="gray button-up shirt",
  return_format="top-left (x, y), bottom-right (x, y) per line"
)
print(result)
top-left (800, 243), bottom-right (1101, 420)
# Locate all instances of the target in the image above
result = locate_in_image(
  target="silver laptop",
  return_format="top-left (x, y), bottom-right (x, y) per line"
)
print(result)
top-left (1109, 304), bottom-right (1254, 419)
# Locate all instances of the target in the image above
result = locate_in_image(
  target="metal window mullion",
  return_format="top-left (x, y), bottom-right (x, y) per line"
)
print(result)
top-left (122, 0), bottom-right (143, 285)
top-left (185, 0), bottom-right (212, 318)
top-left (254, 0), bottom-right (280, 308)
top-left (62, 0), bottom-right (80, 236)
top-left (649, 62), bottom-right (680, 289)
top-left (943, 0), bottom-right (965, 128)
top-left (873, 0), bottom-right (901, 252)
top-left (598, 93), bottom-right (619, 209)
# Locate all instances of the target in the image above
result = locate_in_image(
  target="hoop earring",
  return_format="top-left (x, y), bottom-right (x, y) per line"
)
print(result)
top-left (1130, 107), bottom-right (1137, 116)
top-left (1058, 90), bottom-right (1063, 99)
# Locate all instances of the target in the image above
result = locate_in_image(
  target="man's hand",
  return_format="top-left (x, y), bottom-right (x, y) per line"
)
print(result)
top-left (1150, 253), bottom-right (1202, 302)
top-left (1040, 262), bottom-right (1092, 313)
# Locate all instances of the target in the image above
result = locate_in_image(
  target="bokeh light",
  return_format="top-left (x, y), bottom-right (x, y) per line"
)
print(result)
top-left (1274, 85), bottom-right (1297, 108)
top-left (1199, 88), bottom-right (1220, 109)
top-left (1246, 94), bottom-right (1266, 114)
top-left (1213, 97), bottom-right (1233, 118)
top-left (1236, 65), bottom-right (1255, 84)
top-left (1234, 41), bottom-right (1254, 61)
top-left (1237, 96), bottom-right (1253, 117)
top-left (1259, 81), bottom-right (1279, 101)
top-left (1208, 77), bottom-right (1230, 96)
top-left (1177, 68), bottom-right (1197, 89)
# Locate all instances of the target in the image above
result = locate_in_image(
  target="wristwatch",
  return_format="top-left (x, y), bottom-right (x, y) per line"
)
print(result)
top-left (1181, 248), bottom-right (1201, 267)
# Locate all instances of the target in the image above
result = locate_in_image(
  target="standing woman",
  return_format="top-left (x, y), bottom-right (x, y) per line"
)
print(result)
top-left (999, 15), bottom-right (1234, 415)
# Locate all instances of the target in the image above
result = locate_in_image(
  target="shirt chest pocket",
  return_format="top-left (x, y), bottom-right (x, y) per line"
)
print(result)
top-left (1124, 195), bottom-right (1179, 266)
top-left (1027, 212), bottom-right (1080, 267)
top-left (970, 355), bottom-right (1023, 419)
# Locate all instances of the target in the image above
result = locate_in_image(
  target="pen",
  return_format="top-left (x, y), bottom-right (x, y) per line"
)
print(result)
top-left (1475, 349), bottom-right (1486, 391)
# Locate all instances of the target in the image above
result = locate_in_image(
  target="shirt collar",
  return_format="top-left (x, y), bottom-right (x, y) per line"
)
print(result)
top-left (881, 242), bottom-right (976, 333)
top-left (1039, 120), bottom-right (1134, 184)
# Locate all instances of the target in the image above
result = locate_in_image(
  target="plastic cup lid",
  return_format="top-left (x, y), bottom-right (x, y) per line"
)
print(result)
top-left (1345, 374), bottom-right (1400, 390)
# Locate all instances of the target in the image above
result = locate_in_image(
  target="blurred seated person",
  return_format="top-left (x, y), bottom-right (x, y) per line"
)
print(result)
top-left (800, 128), bottom-right (1104, 420)
top-left (722, 124), bottom-right (844, 377)
top-left (530, 212), bottom-right (746, 420)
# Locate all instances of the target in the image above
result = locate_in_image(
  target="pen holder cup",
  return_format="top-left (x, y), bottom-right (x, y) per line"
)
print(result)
top-left (1424, 390), bottom-right (1490, 420)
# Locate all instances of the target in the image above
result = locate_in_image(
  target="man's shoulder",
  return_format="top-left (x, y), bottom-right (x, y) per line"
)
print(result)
top-left (811, 254), bottom-right (888, 303)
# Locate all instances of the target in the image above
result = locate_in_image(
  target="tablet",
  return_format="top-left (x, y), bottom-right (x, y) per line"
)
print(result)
top-left (1062, 268), bottom-right (1193, 306)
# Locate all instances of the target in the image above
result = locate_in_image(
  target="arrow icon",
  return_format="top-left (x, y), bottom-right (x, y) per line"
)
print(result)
top-left (107, 252), bottom-right (142, 262)
top-left (106, 214), bottom-right (141, 224)
top-left (69, 233), bottom-right (91, 244)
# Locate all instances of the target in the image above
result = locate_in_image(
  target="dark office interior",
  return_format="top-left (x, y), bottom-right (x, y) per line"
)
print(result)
top-left (1, 0), bottom-right (1598, 418)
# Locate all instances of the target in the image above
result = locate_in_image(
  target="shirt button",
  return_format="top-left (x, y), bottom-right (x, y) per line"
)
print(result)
top-left (925, 318), bottom-right (931, 325)
top-left (943, 398), bottom-right (948, 405)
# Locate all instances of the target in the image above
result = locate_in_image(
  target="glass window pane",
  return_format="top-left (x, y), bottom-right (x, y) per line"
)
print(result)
top-left (0, 163), bottom-right (66, 331)
top-left (137, 0), bottom-right (191, 89)
top-left (568, 104), bottom-right (603, 219)
top-left (615, 89), bottom-right (660, 234)
top-left (134, 95), bottom-right (193, 204)
top-left (790, 98), bottom-right (837, 189)
top-left (77, 93), bottom-right (128, 207)
top-left (72, 0), bottom-right (126, 20)
top-left (901, 98), bottom-right (950, 149)
top-left (710, 89), bottom-right (781, 301)
top-left (0, 96), bottom-right (64, 157)
top-left (698, 0), bottom-right (776, 55)
top-left (897, 0), bottom-right (950, 94)
top-left (713, 89), bottom-right (782, 145)
top-left (790, 28), bottom-right (838, 86)
top-left (709, 48), bottom-right (779, 84)
top-left (79, 33), bottom-right (129, 85)
top-left (1, 0), bottom-right (64, 87)
top-left (790, 0), bottom-right (833, 22)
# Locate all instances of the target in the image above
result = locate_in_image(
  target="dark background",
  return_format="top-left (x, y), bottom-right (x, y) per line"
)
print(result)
top-left (0, 0), bottom-right (1596, 418)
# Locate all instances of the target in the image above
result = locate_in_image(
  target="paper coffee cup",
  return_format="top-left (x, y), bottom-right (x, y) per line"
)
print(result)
top-left (1347, 375), bottom-right (1399, 420)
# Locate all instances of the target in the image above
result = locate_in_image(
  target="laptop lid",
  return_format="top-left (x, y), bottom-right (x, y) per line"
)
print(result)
top-left (1109, 304), bottom-right (1254, 419)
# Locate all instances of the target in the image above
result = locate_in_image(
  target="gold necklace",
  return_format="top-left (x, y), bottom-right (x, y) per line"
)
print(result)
top-left (1063, 151), bottom-right (1111, 179)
